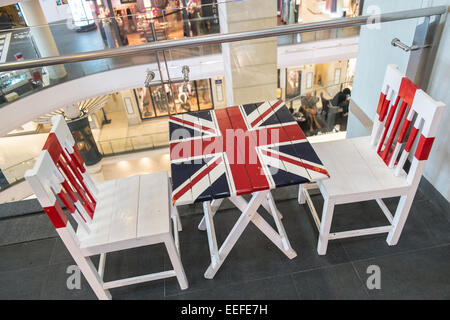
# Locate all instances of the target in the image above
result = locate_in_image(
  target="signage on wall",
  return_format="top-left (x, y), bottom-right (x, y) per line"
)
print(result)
top-left (215, 79), bottom-right (223, 102)
top-left (120, 0), bottom-right (137, 3)
top-left (124, 97), bottom-right (134, 115)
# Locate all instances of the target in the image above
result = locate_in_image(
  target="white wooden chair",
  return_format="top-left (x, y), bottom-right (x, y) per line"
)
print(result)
top-left (299, 64), bottom-right (446, 255)
top-left (25, 115), bottom-right (188, 299)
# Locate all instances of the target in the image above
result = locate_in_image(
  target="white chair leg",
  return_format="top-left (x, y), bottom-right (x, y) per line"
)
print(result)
top-left (298, 184), bottom-right (306, 204)
top-left (78, 256), bottom-right (112, 300)
top-left (386, 194), bottom-right (414, 246)
top-left (164, 235), bottom-right (188, 290)
top-left (171, 204), bottom-right (182, 232)
top-left (198, 198), bottom-right (223, 231)
top-left (58, 228), bottom-right (111, 300)
top-left (317, 197), bottom-right (335, 255)
top-left (169, 180), bottom-right (182, 232)
top-left (171, 215), bottom-right (180, 253)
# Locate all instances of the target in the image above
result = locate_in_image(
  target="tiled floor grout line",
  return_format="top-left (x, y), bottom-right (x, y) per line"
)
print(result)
top-left (289, 273), bottom-right (302, 299)
top-left (0, 236), bottom-right (59, 249)
top-left (289, 260), bottom-right (356, 277)
top-left (164, 270), bottom-right (299, 299)
top-left (349, 260), bottom-right (371, 298)
top-left (343, 242), bottom-right (450, 265)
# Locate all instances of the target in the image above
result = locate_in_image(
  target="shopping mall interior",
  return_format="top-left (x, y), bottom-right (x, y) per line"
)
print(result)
top-left (0, 0), bottom-right (449, 302)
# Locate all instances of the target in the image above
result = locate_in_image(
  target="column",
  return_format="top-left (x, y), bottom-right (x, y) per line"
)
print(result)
top-left (219, 0), bottom-right (278, 106)
top-left (18, 0), bottom-right (67, 80)
top-left (63, 104), bottom-right (103, 166)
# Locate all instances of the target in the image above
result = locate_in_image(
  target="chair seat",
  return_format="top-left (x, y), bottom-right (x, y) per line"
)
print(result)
top-left (76, 171), bottom-right (171, 256)
top-left (311, 136), bottom-right (410, 203)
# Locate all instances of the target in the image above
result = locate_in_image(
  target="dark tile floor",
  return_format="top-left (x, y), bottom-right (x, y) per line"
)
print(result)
top-left (0, 185), bottom-right (449, 300)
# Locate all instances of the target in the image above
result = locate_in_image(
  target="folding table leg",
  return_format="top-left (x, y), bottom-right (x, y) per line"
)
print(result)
top-left (198, 198), bottom-right (224, 230)
top-left (198, 197), bottom-right (282, 231)
top-left (266, 192), bottom-right (294, 252)
top-left (203, 201), bottom-right (220, 268)
top-left (204, 191), bottom-right (268, 279)
top-left (228, 196), bottom-right (296, 259)
top-left (261, 197), bottom-right (283, 219)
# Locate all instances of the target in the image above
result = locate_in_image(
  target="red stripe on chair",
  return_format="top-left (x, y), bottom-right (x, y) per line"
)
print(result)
top-left (415, 135), bottom-right (435, 161)
top-left (57, 190), bottom-right (75, 213)
top-left (397, 119), bottom-right (412, 144)
top-left (377, 97), bottom-right (399, 154)
top-left (59, 159), bottom-right (94, 218)
top-left (376, 92), bottom-right (386, 115)
top-left (381, 101), bottom-right (409, 162)
top-left (43, 133), bottom-right (63, 163)
top-left (62, 152), bottom-right (84, 186)
top-left (398, 77), bottom-right (419, 106)
top-left (61, 152), bottom-right (96, 209)
top-left (379, 96), bottom-right (395, 122)
top-left (404, 127), bottom-right (419, 153)
top-left (71, 145), bottom-right (86, 173)
top-left (62, 180), bottom-right (77, 203)
top-left (43, 202), bottom-right (68, 229)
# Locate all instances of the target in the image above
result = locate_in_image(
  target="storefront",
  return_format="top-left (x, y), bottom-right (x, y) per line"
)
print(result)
top-left (278, 0), bottom-right (361, 25)
top-left (134, 78), bottom-right (214, 119)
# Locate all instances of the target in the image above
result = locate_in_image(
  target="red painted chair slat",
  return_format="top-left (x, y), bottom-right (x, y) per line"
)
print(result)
top-left (377, 96), bottom-right (400, 154)
top-left (404, 126), bottom-right (419, 153)
top-left (380, 101), bottom-right (409, 163)
top-left (43, 201), bottom-right (68, 229)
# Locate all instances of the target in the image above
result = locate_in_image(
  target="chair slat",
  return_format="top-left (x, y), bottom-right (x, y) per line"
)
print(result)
top-left (377, 96), bottom-right (400, 154)
top-left (380, 100), bottom-right (409, 164)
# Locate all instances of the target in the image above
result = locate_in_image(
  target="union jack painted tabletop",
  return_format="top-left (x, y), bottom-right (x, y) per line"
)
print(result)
top-left (169, 100), bottom-right (330, 279)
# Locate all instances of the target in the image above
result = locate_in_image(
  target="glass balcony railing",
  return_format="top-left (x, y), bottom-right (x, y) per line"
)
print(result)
top-left (97, 131), bottom-right (170, 157)
top-left (0, 4), bottom-right (445, 197)
top-left (0, 157), bottom-right (36, 190)
top-left (0, 8), bottom-right (361, 109)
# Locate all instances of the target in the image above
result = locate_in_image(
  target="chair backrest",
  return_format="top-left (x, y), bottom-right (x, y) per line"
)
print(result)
top-left (370, 64), bottom-right (445, 184)
top-left (25, 115), bottom-right (98, 234)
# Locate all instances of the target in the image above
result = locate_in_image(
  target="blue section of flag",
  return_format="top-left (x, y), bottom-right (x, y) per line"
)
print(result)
top-left (291, 141), bottom-right (323, 165)
top-left (209, 172), bottom-right (230, 199)
top-left (267, 165), bottom-right (309, 187)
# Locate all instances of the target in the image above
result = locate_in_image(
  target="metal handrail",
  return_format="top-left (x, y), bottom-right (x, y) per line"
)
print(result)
top-left (0, 6), bottom-right (446, 72)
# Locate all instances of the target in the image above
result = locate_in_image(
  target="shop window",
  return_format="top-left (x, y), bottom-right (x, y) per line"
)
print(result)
top-left (286, 69), bottom-right (301, 99)
top-left (171, 81), bottom-right (199, 114)
top-left (135, 79), bottom-right (214, 120)
top-left (195, 79), bottom-right (213, 110)
top-left (150, 85), bottom-right (171, 117)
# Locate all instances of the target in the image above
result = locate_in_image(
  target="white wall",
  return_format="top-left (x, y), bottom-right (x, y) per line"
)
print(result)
top-left (422, 0), bottom-right (450, 201)
top-left (38, 0), bottom-right (71, 23)
top-left (347, 0), bottom-right (424, 139)
top-left (347, 0), bottom-right (450, 201)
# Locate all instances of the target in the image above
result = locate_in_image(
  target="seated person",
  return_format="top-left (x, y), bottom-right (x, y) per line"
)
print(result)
top-left (300, 92), bottom-right (321, 132)
top-left (331, 88), bottom-right (351, 115)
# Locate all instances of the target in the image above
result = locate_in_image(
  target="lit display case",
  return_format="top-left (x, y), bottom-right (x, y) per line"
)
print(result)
top-left (135, 79), bottom-right (214, 120)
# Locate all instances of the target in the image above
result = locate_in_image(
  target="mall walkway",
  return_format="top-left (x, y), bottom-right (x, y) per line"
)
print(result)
top-left (0, 183), bottom-right (449, 299)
